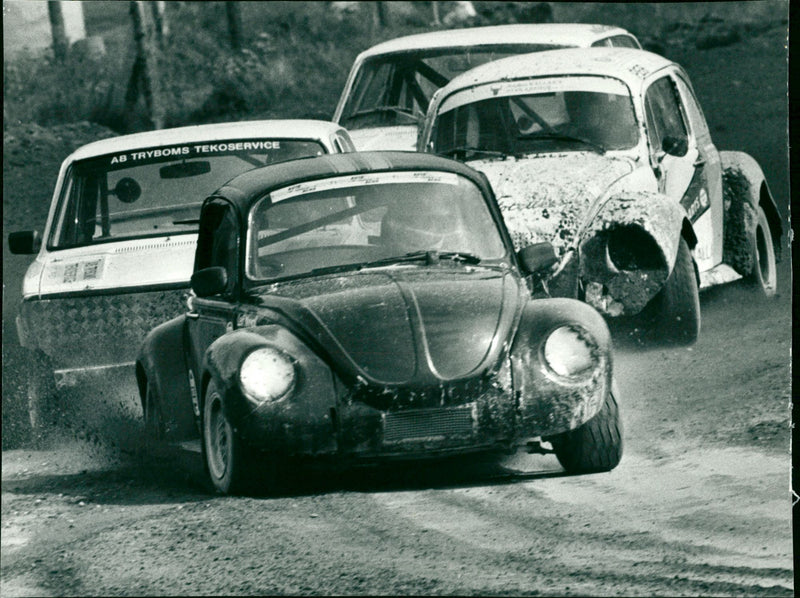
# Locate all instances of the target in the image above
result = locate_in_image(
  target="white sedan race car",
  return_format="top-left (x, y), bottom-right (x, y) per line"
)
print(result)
top-left (418, 47), bottom-right (782, 345)
top-left (7, 120), bottom-right (355, 437)
top-left (334, 23), bottom-right (641, 151)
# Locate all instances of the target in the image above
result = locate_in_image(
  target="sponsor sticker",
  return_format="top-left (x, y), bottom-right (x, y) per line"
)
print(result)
top-left (439, 76), bottom-right (630, 115)
top-left (270, 171), bottom-right (460, 203)
top-left (108, 140), bottom-right (283, 165)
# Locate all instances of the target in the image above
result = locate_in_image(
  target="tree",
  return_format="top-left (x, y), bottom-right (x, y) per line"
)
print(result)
top-left (150, 1), bottom-right (169, 47)
top-left (226, 2), bottom-right (243, 51)
top-left (47, 1), bottom-right (69, 61)
top-left (125, 1), bottom-right (165, 130)
top-left (373, 1), bottom-right (388, 29)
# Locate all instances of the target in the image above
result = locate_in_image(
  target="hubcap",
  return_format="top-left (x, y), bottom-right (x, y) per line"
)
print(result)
top-left (206, 396), bottom-right (230, 480)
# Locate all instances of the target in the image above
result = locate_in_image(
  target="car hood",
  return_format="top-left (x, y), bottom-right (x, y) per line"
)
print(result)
top-left (468, 153), bottom-right (636, 256)
top-left (33, 235), bottom-right (197, 297)
top-left (254, 266), bottom-right (521, 385)
top-left (348, 126), bottom-right (419, 152)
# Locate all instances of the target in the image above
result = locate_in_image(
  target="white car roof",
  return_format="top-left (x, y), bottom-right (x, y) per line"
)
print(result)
top-left (356, 24), bottom-right (637, 59)
top-left (437, 47), bottom-right (674, 96)
top-left (67, 119), bottom-right (346, 162)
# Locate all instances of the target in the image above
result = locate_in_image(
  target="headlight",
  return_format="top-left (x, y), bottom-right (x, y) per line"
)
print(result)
top-left (542, 326), bottom-right (598, 378)
top-left (239, 347), bottom-right (296, 403)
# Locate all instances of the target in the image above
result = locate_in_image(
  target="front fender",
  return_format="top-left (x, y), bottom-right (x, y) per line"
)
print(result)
top-left (204, 325), bottom-right (338, 453)
top-left (510, 298), bottom-right (613, 438)
top-left (136, 315), bottom-right (195, 440)
top-left (578, 192), bottom-right (691, 315)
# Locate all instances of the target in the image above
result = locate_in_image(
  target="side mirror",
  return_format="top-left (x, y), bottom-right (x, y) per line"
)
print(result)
top-left (8, 230), bottom-right (42, 255)
top-left (517, 242), bottom-right (557, 276)
top-left (191, 266), bottom-right (228, 297)
top-left (662, 135), bottom-right (688, 157)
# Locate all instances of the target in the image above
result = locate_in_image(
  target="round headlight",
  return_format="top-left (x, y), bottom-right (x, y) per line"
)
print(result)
top-left (542, 326), bottom-right (597, 378)
top-left (239, 347), bottom-right (296, 403)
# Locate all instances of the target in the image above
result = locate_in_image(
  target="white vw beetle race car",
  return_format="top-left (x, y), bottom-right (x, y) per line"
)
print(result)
top-left (334, 23), bottom-right (641, 151)
top-left (7, 120), bottom-right (355, 437)
top-left (418, 47), bottom-right (782, 345)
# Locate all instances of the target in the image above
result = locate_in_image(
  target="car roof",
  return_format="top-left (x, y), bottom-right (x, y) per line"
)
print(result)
top-left (357, 24), bottom-right (636, 59)
top-left (436, 47), bottom-right (674, 96)
top-left (66, 120), bottom-right (346, 162)
top-left (215, 151), bottom-right (492, 212)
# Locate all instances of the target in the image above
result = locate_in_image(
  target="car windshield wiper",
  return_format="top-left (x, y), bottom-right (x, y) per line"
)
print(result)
top-left (439, 146), bottom-right (516, 160)
top-left (360, 250), bottom-right (481, 269)
top-left (344, 106), bottom-right (422, 124)
top-left (519, 133), bottom-right (607, 154)
top-left (173, 218), bottom-right (200, 226)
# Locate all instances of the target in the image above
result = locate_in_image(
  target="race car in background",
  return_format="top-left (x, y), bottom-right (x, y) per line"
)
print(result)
top-left (418, 47), bottom-right (782, 345)
top-left (7, 120), bottom-right (355, 438)
top-left (334, 23), bottom-right (641, 151)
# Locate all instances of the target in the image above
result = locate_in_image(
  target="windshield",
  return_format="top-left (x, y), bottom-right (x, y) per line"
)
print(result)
top-left (432, 76), bottom-right (639, 158)
top-left (339, 44), bottom-right (566, 130)
top-left (247, 171), bottom-right (506, 281)
top-left (48, 139), bottom-right (326, 249)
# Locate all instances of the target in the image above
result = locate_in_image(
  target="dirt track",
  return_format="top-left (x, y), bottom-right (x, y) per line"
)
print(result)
top-left (1, 269), bottom-right (792, 596)
top-left (1, 15), bottom-right (792, 598)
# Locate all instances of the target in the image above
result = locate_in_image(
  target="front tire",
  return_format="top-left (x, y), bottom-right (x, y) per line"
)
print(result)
top-left (547, 388), bottom-right (622, 474)
top-left (639, 237), bottom-right (700, 346)
top-left (202, 380), bottom-right (250, 495)
top-left (743, 205), bottom-right (777, 296)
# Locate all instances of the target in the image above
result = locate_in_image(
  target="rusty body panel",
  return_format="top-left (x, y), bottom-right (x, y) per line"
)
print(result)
top-left (470, 153), bottom-right (685, 317)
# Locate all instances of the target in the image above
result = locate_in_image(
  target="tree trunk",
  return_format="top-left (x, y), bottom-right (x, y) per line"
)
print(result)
top-left (47, 1), bottom-right (69, 61)
top-left (126, 0), bottom-right (165, 130)
top-left (432, 1), bottom-right (441, 25)
top-left (150, 1), bottom-right (168, 46)
top-left (373, 1), bottom-right (388, 29)
top-left (226, 2), bottom-right (243, 51)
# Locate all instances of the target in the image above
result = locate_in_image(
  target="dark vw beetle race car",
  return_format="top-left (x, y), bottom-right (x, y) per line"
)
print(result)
top-left (136, 152), bottom-right (622, 494)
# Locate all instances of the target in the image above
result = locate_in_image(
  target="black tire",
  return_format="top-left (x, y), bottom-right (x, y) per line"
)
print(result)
top-left (743, 205), bottom-right (777, 296)
top-left (201, 379), bottom-right (254, 495)
top-left (143, 382), bottom-right (167, 456)
top-left (547, 388), bottom-right (622, 474)
top-left (27, 351), bottom-right (60, 444)
top-left (639, 237), bottom-right (700, 346)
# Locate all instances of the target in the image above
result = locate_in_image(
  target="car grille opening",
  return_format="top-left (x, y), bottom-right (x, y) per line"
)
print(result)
top-left (383, 405), bottom-right (474, 443)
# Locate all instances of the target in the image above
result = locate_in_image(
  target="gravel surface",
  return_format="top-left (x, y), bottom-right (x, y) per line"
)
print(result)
top-left (1, 18), bottom-right (791, 597)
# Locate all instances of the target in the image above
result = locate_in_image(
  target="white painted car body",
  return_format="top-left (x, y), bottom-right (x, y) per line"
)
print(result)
top-left (418, 47), bottom-right (781, 325)
top-left (12, 120), bottom-right (353, 383)
top-left (334, 24), bottom-right (641, 151)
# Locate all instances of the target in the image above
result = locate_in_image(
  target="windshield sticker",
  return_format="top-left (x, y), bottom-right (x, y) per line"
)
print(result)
top-left (270, 171), bottom-right (460, 203)
top-left (108, 140), bottom-right (284, 165)
top-left (439, 76), bottom-right (629, 114)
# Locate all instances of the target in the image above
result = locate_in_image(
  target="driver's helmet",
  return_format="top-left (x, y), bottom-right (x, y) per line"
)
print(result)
top-left (381, 195), bottom-right (465, 252)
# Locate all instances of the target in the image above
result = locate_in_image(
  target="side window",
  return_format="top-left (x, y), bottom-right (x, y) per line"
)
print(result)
top-left (644, 76), bottom-right (688, 156)
top-left (194, 198), bottom-right (239, 295)
top-left (607, 35), bottom-right (640, 49)
top-left (673, 75), bottom-right (711, 141)
top-left (591, 38), bottom-right (614, 47)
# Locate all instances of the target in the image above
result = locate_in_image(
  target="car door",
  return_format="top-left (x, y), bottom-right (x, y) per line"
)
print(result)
top-left (186, 198), bottom-right (241, 387)
top-left (643, 70), bottom-right (717, 271)
top-left (672, 72), bottom-right (724, 269)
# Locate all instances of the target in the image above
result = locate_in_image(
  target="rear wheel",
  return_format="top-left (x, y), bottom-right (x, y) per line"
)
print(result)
top-left (143, 383), bottom-right (167, 455)
top-left (638, 237), bottom-right (700, 346)
top-left (743, 205), bottom-right (777, 296)
top-left (27, 351), bottom-right (59, 444)
top-left (547, 388), bottom-right (622, 474)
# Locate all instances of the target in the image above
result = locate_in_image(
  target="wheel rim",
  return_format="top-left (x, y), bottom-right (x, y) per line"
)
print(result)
top-left (755, 222), bottom-right (776, 293)
top-left (205, 394), bottom-right (231, 481)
